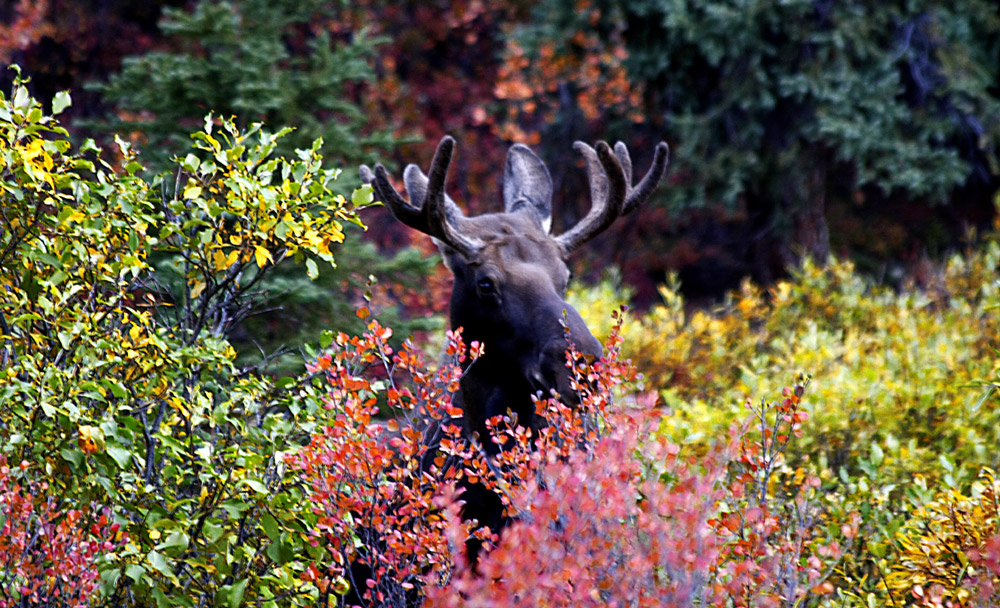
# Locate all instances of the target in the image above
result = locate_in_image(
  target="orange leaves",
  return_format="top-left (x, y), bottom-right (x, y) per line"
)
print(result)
top-left (430, 402), bottom-right (733, 607)
top-left (493, 78), bottom-right (533, 102)
top-left (286, 310), bottom-right (484, 602)
top-left (77, 425), bottom-right (101, 455)
top-left (493, 11), bottom-right (646, 147)
top-left (0, 457), bottom-right (127, 608)
top-left (286, 307), bottom-right (848, 605)
top-left (287, 306), bottom-right (648, 604)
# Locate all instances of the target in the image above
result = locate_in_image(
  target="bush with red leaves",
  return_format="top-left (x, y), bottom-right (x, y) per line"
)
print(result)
top-left (0, 458), bottom-right (126, 608)
top-left (290, 309), bottom-right (848, 607)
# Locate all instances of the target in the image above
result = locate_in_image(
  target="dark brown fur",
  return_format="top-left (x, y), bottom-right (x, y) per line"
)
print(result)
top-left (358, 135), bottom-right (668, 579)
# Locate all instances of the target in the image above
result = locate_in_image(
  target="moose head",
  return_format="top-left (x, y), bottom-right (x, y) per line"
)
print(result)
top-left (361, 136), bottom-right (668, 450)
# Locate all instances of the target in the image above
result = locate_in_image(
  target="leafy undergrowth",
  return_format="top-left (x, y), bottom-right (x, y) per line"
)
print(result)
top-left (571, 243), bottom-right (1000, 606)
top-left (289, 309), bottom-right (852, 607)
top-left (4, 71), bottom-right (1000, 607)
top-left (0, 459), bottom-right (124, 608)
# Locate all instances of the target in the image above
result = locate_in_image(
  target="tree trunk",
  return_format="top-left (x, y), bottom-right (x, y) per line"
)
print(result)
top-left (794, 163), bottom-right (830, 262)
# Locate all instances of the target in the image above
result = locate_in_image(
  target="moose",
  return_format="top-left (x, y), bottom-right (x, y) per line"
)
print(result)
top-left (361, 135), bottom-right (668, 450)
top-left (349, 135), bottom-right (668, 602)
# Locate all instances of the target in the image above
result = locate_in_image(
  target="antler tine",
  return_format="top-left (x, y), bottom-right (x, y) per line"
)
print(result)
top-left (554, 141), bottom-right (627, 253)
top-left (362, 163), bottom-right (421, 226)
top-left (615, 141), bottom-right (670, 215)
top-left (422, 137), bottom-right (483, 257)
top-left (361, 137), bottom-right (482, 258)
top-left (613, 141), bottom-right (633, 184)
top-left (424, 135), bottom-right (454, 207)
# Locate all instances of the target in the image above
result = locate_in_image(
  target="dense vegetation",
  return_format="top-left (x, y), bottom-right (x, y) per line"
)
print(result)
top-left (571, 241), bottom-right (1000, 605)
top-left (5, 0), bottom-right (998, 297)
top-left (2, 0), bottom-right (1000, 606)
top-left (3, 71), bottom-right (1000, 607)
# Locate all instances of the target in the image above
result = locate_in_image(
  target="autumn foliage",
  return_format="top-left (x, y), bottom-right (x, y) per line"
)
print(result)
top-left (2, 7), bottom-right (1000, 599)
top-left (279, 303), bottom-right (849, 607)
top-left (0, 457), bottom-right (125, 608)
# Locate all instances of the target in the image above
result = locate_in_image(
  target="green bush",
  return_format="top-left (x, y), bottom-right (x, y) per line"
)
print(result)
top-left (0, 70), bottom-right (374, 607)
top-left (85, 0), bottom-right (441, 372)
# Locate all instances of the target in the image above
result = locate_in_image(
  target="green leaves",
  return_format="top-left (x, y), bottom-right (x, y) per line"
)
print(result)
top-left (88, 0), bottom-right (393, 175)
top-left (216, 578), bottom-right (248, 608)
top-left (0, 72), bottom-right (368, 608)
top-left (52, 90), bottom-right (71, 115)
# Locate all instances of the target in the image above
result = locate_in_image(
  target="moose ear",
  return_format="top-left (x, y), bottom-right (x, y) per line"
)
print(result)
top-left (503, 144), bottom-right (553, 233)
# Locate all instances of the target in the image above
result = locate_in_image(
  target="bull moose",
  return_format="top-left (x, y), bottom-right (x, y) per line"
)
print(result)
top-left (349, 136), bottom-right (667, 603)
top-left (361, 135), bottom-right (668, 450)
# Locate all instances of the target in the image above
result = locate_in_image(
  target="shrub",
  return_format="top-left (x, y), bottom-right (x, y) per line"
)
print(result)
top-left (426, 376), bottom-right (845, 607)
top-left (0, 457), bottom-right (125, 608)
top-left (884, 468), bottom-right (1000, 607)
top-left (287, 321), bottom-right (477, 605)
top-left (572, 248), bottom-right (1000, 487)
top-left (569, 244), bottom-right (1000, 606)
top-left (288, 299), bottom-right (848, 606)
top-left (0, 70), bottom-right (374, 607)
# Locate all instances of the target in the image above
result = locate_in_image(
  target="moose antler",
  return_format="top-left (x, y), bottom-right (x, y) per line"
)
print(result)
top-left (617, 141), bottom-right (670, 216)
top-left (554, 140), bottom-right (669, 253)
top-left (360, 136), bottom-right (482, 258)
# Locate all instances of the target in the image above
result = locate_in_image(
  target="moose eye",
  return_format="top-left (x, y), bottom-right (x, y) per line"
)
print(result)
top-left (476, 276), bottom-right (497, 295)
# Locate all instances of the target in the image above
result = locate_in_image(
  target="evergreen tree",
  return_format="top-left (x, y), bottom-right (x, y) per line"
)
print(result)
top-left (512, 0), bottom-right (1000, 278)
top-left (89, 0), bottom-right (395, 173)
top-left (87, 0), bottom-right (439, 370)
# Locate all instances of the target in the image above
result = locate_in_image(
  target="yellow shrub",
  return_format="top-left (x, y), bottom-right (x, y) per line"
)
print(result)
top-left (884, 469), bottom-right (1000, 606)
top-left (571, 245), bottom-right (1000, 484)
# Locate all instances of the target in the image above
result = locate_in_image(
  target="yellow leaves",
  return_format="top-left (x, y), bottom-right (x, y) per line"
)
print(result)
top-left (573, 249), bottom-right (1000, 504)
top-left (212, 249), bottom-right (238, 271)
top-left (886, 473), bottom-right (1000, 606)
top-left (771, 281), bottom-right (793, 304)
top-left (327, 226), bottom-right (345, 245)
top-left (168, 396), bottom-right (188, 413)
top-left (198, 131), bottom-right (221, 153)
top-left (253, 245), bottom-right (273, 268)
top-left (17, 138), bottom-right (55, 186)
top-left (301, 227), bottom-right (322, 249)
top-left (183, 184), bottom-right (203, 200)
top-left (63, 209), bottom-right (86, 224)
top-left (21, 139), bottom-right (51, 168)
top-left (190, 280), bottom-right (206, 300)
top-left (157, 120), bottom-right (362, 291)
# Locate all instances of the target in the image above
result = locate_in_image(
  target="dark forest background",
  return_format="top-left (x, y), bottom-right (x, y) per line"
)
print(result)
top-left (4, 0), bottom-right (998, 309)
